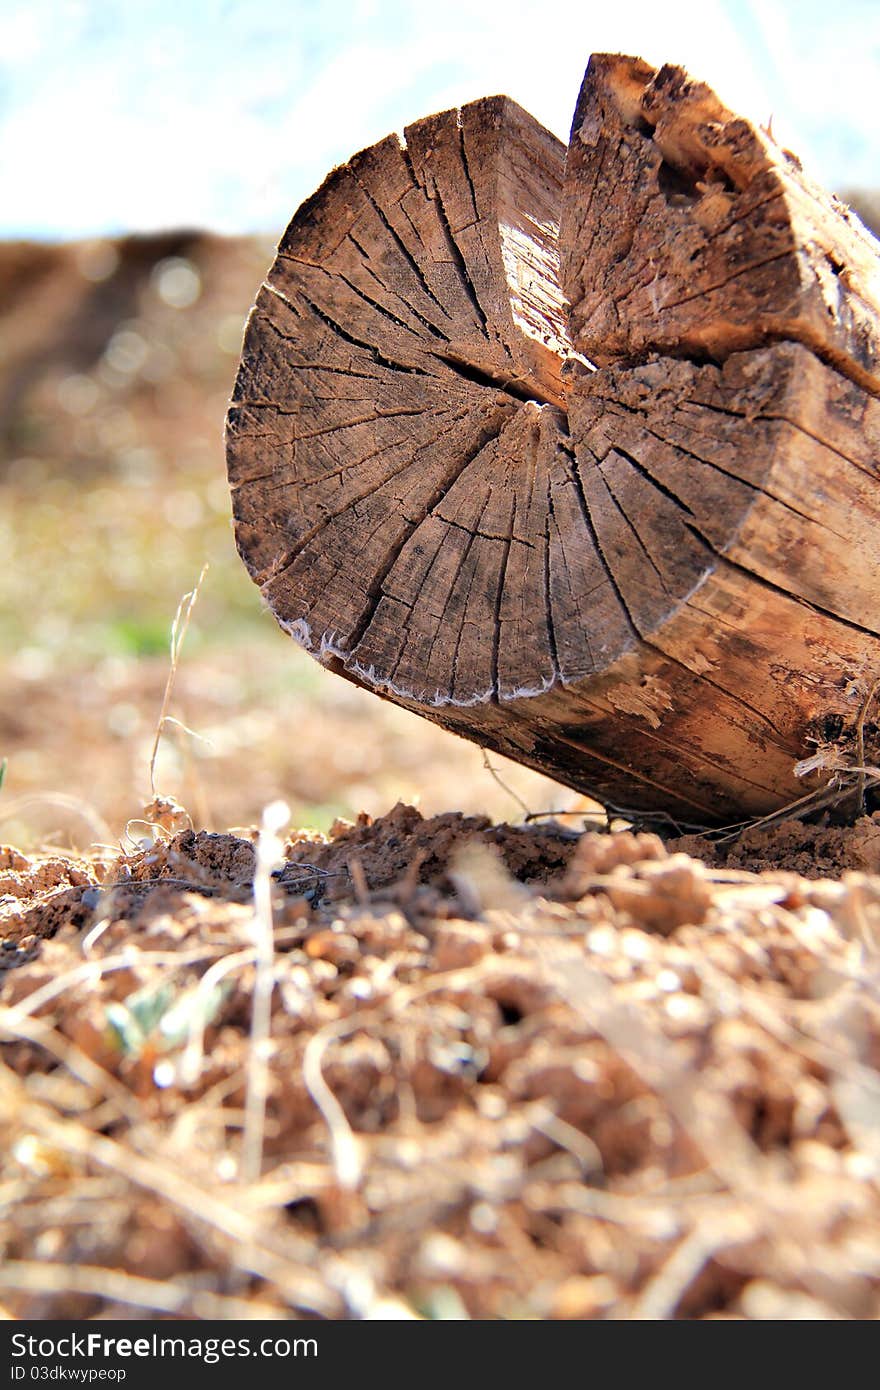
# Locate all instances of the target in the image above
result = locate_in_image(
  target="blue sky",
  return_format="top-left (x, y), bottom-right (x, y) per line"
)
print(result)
top-left (1, 0), bottom-right (878, 240)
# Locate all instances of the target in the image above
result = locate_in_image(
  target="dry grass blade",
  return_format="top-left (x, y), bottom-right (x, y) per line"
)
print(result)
top-left (627, 1215), bottom-right (753, 1320)
top-left (713, 785), bottom-right (849, 845)
top-left (302, 1021), bottom-right (364, 1193)
top-left (0, 1260), bottom-right (288, 1320)
top-left (149, 563), bottom-right (208, 801)
top-left (178, 947), bottom-right (256, 1086)
top-left (302, 959), bottom-right (510, 1196)
top-left (10, 1098), bottom-right (337, 1315)
top-left (855, 677), bottom-right (880, 814)
top-left (8, 944), bottom-right (235, 1022)
top-left (481, 750), bottom-right (532, 820)
top-left (0, 793), bottom-right (112, 846)
top-left (528, 943), bottom-right (766, 1199)
top-left (0, 1011), bottom-right (142, 1124)
top-left (240, 800), bottom-right (287, 1184)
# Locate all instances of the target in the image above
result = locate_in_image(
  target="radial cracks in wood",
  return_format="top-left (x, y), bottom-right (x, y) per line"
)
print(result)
top-left (341, 409), bottom-right (512, 658)
top-left (407, 142), bottom-right (493, 343)
top-left (350, 164), bottom-right (455, 323)
top-left (563, 442), bottom-right (664, 639)
top-left (262, 280), bottom-right (428, 378)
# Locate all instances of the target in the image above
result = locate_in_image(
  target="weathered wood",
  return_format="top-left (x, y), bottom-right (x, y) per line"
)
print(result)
top-left (228, 99), bottom-right (570, 702)
top-left (227, 57), bottom-right (880, 824)
top-left (562, 54), bottom-right (880, 391)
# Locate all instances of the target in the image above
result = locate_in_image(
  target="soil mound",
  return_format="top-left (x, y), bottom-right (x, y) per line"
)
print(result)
top-left (3, 806), bottom-right (880, 1319)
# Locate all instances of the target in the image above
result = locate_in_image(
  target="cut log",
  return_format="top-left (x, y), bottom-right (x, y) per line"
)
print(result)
top-left (226, 57), bottom-right (880, 825)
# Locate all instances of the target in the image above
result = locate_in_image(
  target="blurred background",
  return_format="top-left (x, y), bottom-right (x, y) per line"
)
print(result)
top-left (1, 0), bottom-right (878, 847)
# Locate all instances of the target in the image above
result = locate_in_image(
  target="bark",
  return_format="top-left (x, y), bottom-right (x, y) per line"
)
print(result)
top-left (226, 57), bottom-right (880, 825)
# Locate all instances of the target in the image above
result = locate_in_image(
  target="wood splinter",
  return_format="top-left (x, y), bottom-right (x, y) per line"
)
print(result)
top-left (226, 54), bottom-right (880, 825)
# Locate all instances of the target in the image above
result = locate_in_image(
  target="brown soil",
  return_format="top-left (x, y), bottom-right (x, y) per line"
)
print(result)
top-left (678, 814), bottom-right (880, 879)
top-left (3, 802), bottom-right (880, 1320)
